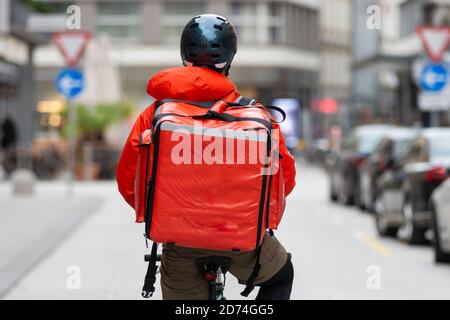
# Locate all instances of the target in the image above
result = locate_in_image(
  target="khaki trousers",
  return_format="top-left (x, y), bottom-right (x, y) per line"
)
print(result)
top-left (160, 232), bottom-right (288, 300)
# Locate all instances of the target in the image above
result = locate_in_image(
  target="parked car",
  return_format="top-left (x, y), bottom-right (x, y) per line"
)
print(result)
top-left (306, 138), bottom-right (330, 166)
top-left (374, 128), bottom-right (450, 243)
top-left (359, 128), bottom-right (417, 213)
top-left (430, 177), bottom-right (450, 263)
top-left (328, 125), bottom-right (396, 205)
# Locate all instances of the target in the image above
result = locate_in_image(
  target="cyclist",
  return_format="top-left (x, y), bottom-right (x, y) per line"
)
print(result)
top-left (117, 14), bottom-right (296, 300)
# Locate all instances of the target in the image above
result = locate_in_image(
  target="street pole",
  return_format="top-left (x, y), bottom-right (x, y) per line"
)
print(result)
top-left (67, 99), bottom-right (76, 197)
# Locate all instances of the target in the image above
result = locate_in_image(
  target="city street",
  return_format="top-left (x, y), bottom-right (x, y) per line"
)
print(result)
top-left (3, 160), bottom-right (450, 300)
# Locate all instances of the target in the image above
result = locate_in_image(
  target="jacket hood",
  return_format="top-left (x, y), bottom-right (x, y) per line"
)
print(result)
top-left (146, 66), bottom-right (237, 101)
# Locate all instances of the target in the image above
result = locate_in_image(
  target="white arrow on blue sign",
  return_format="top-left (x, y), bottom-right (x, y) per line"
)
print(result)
top-left (55, 68), bottom-right (84, 99)
top-left (419, 63), bottom-right (448, 92)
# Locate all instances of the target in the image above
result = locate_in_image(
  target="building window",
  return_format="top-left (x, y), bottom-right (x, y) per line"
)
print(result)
top-left (229, 1), bottom-right (257, 44)
top-left (400, 0), bottom-right (423, 36)
top-left (96, 1), bottom-right (141, 41)
top-left (229, 1), bottom-right (283, 45)
top-left (285, 3), bottom-right (318, 50)
top-left (268, 1), bottom-right (283, 44)
top-left (161, 1), bottom-right (206, 44)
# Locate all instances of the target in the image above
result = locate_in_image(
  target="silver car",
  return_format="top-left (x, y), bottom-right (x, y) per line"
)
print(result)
top-left (430, 178), bottom-right (450, 263)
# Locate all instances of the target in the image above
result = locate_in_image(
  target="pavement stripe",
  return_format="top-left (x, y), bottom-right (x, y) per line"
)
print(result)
top-left (353, 231), bottom-right (392, 257)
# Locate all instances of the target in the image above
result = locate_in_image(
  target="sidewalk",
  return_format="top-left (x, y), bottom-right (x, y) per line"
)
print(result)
top-left (0, 181), bottom-right (102, 298)
top-left (2, 180), bottom-right (261, 300)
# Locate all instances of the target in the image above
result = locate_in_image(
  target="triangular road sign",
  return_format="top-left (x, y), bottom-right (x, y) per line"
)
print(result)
top-left (52, 31), bottom-right (91, 67)
top-left (416, 26), bottom-right (450, 62)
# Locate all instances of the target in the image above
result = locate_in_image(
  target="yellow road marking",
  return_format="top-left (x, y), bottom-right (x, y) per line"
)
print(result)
top-left (355, 231), bottom-right (392, 257)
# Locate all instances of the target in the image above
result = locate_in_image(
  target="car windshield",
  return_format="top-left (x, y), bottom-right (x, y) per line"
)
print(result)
top-left (429, 136), bottom-right (450, 160)
top-left (357, 130), bottom-right (387, 154)
top-left (393, 139), bottom-right (414, 159)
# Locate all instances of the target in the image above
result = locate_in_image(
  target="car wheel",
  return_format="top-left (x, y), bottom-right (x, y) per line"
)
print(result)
top-left (329, 180), bottom-right (338, 202)
top-left (430, 203), bottom-right (450, 263)
top-left (374, 192), bottom-right (398, 237)
top-left (356, 192), bottom-right (366, 211)
top-left (338, 179), bottom-right (354, 206)
top-left (355, 177), bottom-right (365, 211)
top-left (400, 196), bottom-right (427, 245)
top-left (330, 190), bottom-right (338, 202)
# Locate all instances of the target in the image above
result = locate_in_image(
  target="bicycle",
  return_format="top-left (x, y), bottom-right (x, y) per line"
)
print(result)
top-left (144, 253), bottom-right (231, 300)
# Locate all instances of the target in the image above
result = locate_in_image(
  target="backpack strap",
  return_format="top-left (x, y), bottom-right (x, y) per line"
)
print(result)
top-left (155, 99), bottom-right (217, 110)
top-left (141, 242), bottom-right (159, 298)
top-left (240, 244), bottom-right (262, 297)
top-left (152, 111), bottom-right (274, 132)
top-left (231, 96), bottom-right (286, 123)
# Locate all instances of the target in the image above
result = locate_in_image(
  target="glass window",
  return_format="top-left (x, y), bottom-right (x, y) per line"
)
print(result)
top-left (393, 139), bottom-right (414, 160)
top-left (229, 1), bottom-right (283, 45)
top-left (400, 0), bottom-right (423, 36)
top-left (229, 1), bottom-right (258, 44)
top-left (268, 1), bottom-right (282, 44)
top-left (356, 130), bottom-right (388, 154)
top-left (404, 140), bottom-right (422, 163)
top-left (429, 136), bottom-right (450, 160)
top-left (96, 2), bottom-right (141, 41)
top-left (161, 1), bottom-right (206, 44)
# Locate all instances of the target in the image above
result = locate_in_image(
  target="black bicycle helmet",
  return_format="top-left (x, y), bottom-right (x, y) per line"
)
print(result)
top-left (180, 14), bottom-right (237, 76)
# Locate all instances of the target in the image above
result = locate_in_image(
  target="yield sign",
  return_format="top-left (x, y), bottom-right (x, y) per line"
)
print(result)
top-left (52, 31), bottom-right (91, 67)
top-left (416, 26), bottom-right (450, 62)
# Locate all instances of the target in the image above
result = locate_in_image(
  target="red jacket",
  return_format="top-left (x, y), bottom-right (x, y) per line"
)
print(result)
top-left (117, 66), bottom-right (296, 210)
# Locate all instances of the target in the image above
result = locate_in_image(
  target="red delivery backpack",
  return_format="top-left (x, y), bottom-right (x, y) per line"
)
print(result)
top-left (137, 96), bottom-right (286, 298)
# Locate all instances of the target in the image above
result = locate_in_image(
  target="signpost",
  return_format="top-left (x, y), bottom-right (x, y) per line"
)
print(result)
top-left (416, 26), bottom-right (450, 62)
top-left (419, 62), bottom-right (448, 92)
top-left (415, 26), bottom-right (450, 126)
top-left (413, 58), bottom-right (450, 113)
top-left (55, 68), bottom-right (84, 99)
top-left (53, 31), bottom-right (90, 196)
top-left (53, 31), bottom-right (91, 67)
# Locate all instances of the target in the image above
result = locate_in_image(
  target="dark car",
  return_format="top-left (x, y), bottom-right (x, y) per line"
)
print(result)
top-left (430, 178), bottom-right (450, 263)
top-left (374, 128), bottom-right (450, 243)
top-left (306, 139), bottom-right (330, 167)
top-left (328, 125), bottom-right (397, 205)
top-left (359, 128), bottom-right (418, 213)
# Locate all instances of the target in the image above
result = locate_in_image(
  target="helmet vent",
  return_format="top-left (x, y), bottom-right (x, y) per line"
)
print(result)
top-left (214, 25), bottom-right (223, 31)
top-left (216, 17), bottom-right (226, 22)
top-left (190, 23), bottom-right (199, 29)
top-left (211, 43), bottom-right (221, 48)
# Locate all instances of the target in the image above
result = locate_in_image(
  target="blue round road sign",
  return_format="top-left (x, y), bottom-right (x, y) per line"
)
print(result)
top-left (420, 63), bottom-right (448, 92)
top-left (55, 68), bottom-right (84, 99)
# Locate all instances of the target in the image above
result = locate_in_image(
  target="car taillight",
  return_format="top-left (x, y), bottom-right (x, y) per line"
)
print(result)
top-left (424, 167), bottom-right (448, 183)
top-left (351, 156), bottom-right (366, 167)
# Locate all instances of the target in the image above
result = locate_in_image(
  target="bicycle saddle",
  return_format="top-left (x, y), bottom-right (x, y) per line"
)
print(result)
top-left (195, 256), bottom-right (231, 274)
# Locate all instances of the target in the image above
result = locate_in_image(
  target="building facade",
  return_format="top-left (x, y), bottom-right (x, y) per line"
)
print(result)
top-left (0, 0), bottom-right (44, 171)
top-left (351, 0), bottom-right (450, 129)
top-left (35, 0), bottom-right (321, 138)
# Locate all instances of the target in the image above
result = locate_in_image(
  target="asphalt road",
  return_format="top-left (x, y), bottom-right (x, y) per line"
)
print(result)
top-left (4, 161), bottom-right (450, 299)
